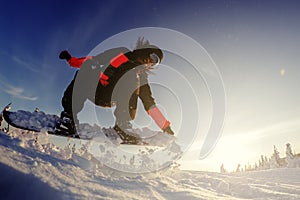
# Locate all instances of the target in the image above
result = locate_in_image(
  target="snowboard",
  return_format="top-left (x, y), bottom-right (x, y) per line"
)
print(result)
top-left (1, 104), bottom-right (79, 137)
top-left (1, 104), bottom-right (169, 146)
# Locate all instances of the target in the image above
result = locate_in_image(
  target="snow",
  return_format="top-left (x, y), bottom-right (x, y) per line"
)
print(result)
top-left (6, 109), bottom-right (60, 132)
top-left (0, 129), bottom-right (300, 200)
top-left (3, 108), bottom-right (183, 173)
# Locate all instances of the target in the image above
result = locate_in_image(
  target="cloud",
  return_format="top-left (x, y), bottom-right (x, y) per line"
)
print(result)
top-left (240, 118), bottom-right (300, 141)
top-left (12, 56), bottom-right (40, 73)
top-left (188, 117), bottom-right (300, 153)
top-left (0, 49), bottom-right (40, 73)
top-left (0, 77), bottom-right (38, 101)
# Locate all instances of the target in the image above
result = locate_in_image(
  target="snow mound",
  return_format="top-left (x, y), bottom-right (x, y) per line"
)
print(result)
top-left (3, 109), bottom-right (183, 173)
top-left (1, 129), bottom-right (300, 200)
top-left (7, 110), bottom-right (60, 132)
top-left (70, 123), bottom-right (182, 173)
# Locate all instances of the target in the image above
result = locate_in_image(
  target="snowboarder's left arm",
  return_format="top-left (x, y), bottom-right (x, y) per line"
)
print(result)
top-left (139, 80), bottom-right (174, 135)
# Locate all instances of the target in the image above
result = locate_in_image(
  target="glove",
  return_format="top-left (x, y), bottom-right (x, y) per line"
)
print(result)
top-left (59, 50), bottom-right (72, 61)
top-left (163, 126), bottom-right (175, 135)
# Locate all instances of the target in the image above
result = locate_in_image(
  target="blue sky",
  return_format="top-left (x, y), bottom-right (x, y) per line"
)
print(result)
top-left (1, 0), bottom-right (300, 171)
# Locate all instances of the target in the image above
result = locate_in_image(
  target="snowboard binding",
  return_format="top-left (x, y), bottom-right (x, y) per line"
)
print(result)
top-left (113, 124), bottom-right (141, 144)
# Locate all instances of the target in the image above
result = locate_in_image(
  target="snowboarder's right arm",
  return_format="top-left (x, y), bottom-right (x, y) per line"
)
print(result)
top-left (59, 50), bottom-right (92, 68)
top-left (59, 49), bottom-right (127, 86)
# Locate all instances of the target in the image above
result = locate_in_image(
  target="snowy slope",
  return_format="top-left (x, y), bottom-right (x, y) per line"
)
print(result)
top-left (0, 129), bottom-right (299, 200)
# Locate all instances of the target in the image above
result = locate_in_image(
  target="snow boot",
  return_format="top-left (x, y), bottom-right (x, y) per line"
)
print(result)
top-left (57, 111), bottom-right (79, 137)
top-left (113, 121), bottom-right (141, 144)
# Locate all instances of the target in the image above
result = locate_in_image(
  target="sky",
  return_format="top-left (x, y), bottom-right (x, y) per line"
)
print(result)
top-left (1, 0), bottom-right (300, 172)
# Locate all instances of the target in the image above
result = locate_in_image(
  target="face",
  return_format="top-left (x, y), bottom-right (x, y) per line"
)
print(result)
top-left (136, 57), bottom-right (154, 70)
top-left (140, 53), bottom-right (161, 70)
top-left (142, 57), bottom-right (154, 69)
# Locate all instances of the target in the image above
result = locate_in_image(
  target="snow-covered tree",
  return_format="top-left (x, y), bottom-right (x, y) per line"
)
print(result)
top-left (254, 163), bottom-right (258, 170)
top-left (286, 143), bottom-right (295, 168)
top-left (258, 159), bottom-right (262, 168)
top-left (245, 163), bottom-right (254, 171)
top-left (270, 145), bottom-right (281, 168)
top-left (258, 155), bottom-right (267, 169)
top-left (286, 143), bottom-right (294, 159)
top-left (265, 156), bottom-right (270, 168)
top-left (220, 163), bottom-right (227, 173)
top-left (262, 155), bottom-right (266, 168)
top-left (236, 164), bottom-right (241, 173)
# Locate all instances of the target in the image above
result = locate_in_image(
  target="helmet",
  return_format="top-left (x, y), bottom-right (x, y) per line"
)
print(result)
top-left (133, 37), bottom-right (163, 66)
top-left (133, 45), bottom-right (163, 66)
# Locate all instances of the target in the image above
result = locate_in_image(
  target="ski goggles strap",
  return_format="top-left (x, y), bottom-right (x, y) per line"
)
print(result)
top-left (149, 53), bottom-right (160, 66)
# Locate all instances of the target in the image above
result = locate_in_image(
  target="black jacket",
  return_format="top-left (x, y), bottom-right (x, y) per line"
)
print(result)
top-left (74, 47), bottom-right (156, 110)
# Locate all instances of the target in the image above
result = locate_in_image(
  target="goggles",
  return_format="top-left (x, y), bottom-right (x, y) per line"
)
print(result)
top-left (149, 53), bottom-right (160, 66)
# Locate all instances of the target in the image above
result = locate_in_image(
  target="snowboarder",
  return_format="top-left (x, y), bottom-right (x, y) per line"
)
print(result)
top-left (59, 38), bottom-right (174, 143)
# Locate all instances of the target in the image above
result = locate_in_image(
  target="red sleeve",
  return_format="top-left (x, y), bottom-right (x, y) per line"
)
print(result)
top-left (147, 106), bottom-right (171, 130)
top-left (68, 56), bottom-right (92, 68)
